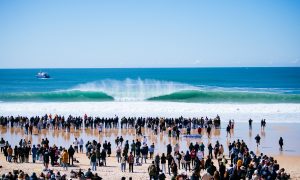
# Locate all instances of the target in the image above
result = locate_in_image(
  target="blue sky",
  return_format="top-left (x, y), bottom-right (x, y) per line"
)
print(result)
top-left (0, 0), bottom-right (299, 68)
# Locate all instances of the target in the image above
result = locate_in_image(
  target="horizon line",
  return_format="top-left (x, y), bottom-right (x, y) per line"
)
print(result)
top-left (1, 66), bottom-right (300, 70)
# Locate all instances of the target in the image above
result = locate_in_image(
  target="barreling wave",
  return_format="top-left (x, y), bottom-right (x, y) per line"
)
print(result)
top-left (0, 90), bottom-right (114, 102)
top-left (147, 90), bottom-right (300, 103)
top-left (1, 79), bottom-right (299, 103)
top-left (71, 78), bottom-right (196, 101)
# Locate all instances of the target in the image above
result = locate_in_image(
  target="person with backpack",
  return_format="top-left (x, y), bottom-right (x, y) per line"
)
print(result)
top-left (148, 161), bottom-right (157, 180)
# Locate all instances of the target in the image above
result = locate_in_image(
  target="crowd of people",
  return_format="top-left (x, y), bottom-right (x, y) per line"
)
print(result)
top-left (0, 114), bottom-right (221, 136)
top-left (0, 114), bottom-right (291, 180)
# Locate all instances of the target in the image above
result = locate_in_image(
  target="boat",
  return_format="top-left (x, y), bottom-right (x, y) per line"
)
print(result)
top-left (36, 72), bottom-right (50, 79)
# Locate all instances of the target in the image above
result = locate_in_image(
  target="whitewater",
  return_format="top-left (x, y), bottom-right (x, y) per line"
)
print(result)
top-left (1, 102), bottom-right (300, 123)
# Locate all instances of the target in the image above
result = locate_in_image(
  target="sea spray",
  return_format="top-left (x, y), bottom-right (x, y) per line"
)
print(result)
top-left (71, 78), bottom-right (196, 101)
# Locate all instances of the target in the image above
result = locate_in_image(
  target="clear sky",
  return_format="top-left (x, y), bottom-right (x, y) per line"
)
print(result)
top-left (0, 0), bottom-right (300, 68)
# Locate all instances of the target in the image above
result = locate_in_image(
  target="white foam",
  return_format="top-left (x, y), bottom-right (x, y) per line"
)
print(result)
top-left (0, 102), bottom-right (299, 123)
top-left (71, 78), bottom-right (196, 101)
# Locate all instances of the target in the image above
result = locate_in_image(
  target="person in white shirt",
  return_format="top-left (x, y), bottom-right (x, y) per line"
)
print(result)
top-left (143, 136), bottom-right (147, 145)
top-left (73, 138), bottom-right (79, 153)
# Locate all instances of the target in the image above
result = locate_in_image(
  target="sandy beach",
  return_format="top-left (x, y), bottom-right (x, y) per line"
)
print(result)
top-left (1, 151), bottom-right (300, 179)
top-left (1, 119), bottom-right (300, 179)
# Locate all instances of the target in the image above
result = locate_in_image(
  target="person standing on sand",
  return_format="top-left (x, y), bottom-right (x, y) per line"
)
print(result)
top-left (101, 148), bottom-right (107, 166)
top-left (279, 137), bottom-right (284, 151)
top-left (79, 138), bottom-right (84, 153)
top-left (148, 161), bottom-right (157, 180)
top-left (207, 126), bottom-right (211, 138)
top-left (121, 155), bottom-right (127, 172)
top-left (130, 140), bottom-right (136, 156)
top-left (7, 146), bottom-right (13, 162)
top-left (68, 145), bottom-right (75, 166)
top-left (73, 138), bottom-right (79, 153)
top-left (32, 145), bottom-right (37, 163)
top-left (90, 151), bottom-right (97, 171)
top-left (208, 143), bottom-right (213, 159)
top-left (43, 150), bottom-right (50, 171)
top-left (116, 145), bottom-right (122, 163)
top-left (61, 149), bottom-right (68, 170)
top-left (160, 153), bottom-right (166, 173)
top-left (128, 152), bottom-right (134, 173)
top-left (255, 134), bottom-right (261, 147)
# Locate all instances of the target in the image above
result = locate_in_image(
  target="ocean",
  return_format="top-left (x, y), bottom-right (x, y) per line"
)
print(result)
top-left (0, 67), bottom-right (300, 103)
top-left (0, 67), bottom-right (300, 122)
top-left (1, 68), bottom-right (300, 155)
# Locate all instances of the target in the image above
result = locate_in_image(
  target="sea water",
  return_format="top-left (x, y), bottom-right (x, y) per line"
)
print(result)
top-left (0, 68), bottom-right (300, 122)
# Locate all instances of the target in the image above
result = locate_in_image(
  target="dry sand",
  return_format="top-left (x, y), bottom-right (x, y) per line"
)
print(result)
top-left (1, 152), bottom-right (300, 179)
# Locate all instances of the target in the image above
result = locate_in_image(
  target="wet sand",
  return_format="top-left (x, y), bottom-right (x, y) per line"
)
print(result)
top-left (1, 122), bottom-right (300, 155)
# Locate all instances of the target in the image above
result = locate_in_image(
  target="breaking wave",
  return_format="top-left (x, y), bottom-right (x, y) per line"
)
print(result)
top-left (0, 79), bottom-right (299, 103)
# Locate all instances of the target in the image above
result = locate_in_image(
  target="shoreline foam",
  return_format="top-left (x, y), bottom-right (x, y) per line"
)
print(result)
top-left (0, 102), bottom-right (300, 123)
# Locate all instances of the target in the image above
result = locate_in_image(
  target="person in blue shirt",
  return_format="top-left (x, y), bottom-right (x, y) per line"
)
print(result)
top-left (31, 145), bottom-right (37, 163)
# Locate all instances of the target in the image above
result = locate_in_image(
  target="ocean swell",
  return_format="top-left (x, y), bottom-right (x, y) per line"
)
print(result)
top-left (0, 90), bottom-right (114, 102)
top-left (0, 79), bottom-right (299, 103)
top-left (147, 90), bottom-right (300, 103)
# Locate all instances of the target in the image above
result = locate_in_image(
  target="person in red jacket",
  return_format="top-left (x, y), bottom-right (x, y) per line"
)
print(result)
top-left (190, 148), bottom-right (196, 167)
top-left (128, 152), bottom-right (134, 173)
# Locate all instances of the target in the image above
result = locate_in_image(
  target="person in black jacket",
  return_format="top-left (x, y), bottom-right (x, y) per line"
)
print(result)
top-left (43, 150), bottom-right (50, 171)
top-left (68, 145), bottom-right (75, 166)
top-left (184, 151), bottom-right (191, 171)
top-left (107, 142), bottom-right (112, 157)
top-left (101, 149), bottom-right (107, 166)
top-left (160, 153), bottom-right (167, 173)
top-left (279, 137), bottom-right (284, 151)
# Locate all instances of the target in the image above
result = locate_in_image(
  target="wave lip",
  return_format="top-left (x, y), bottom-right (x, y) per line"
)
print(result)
top-left (71, 78), bottom-right (196, 101)
top-left (0, 90), bottom-right (114, 102)
top-left (147, 90), bottom-right (300, 103)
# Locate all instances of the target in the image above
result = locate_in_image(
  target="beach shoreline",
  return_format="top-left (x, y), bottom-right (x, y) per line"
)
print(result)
top-left (0, 102), bottom-right (300, 123)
